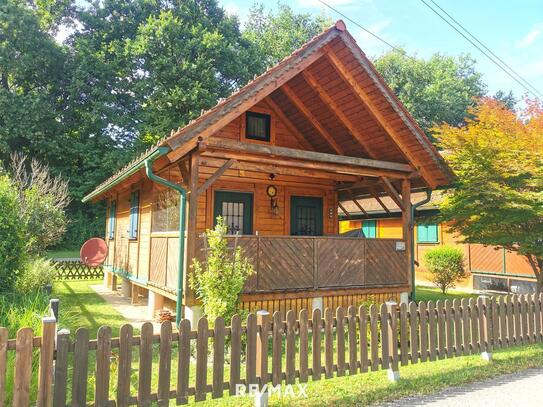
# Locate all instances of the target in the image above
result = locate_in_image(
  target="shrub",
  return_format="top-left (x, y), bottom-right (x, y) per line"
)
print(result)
top-left (16, 257), bottom-right (57, 294)
top-left (424, 246), bottom-right (466, 294)
top-left (189, 217), bottom-right (255, 322)
top-left (0, 174), bottom-right (25, 291)
top-left (9, 153), bottom-right (70, 255)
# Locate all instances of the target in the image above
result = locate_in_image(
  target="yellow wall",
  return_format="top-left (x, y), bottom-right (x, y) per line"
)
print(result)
top-left (338, 218), bottom-right (403, 238)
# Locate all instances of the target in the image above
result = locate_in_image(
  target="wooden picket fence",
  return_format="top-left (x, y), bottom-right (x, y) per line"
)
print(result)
top-left (2, 294), bottom-right (543, 406)
top-left (52, 259), bottom-right (104, 281)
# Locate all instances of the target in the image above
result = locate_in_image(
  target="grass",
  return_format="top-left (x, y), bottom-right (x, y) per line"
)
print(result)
top-left (52, 280), bottom-right (129, 337)
top-left (414, 286), bottom-right (478, 302)
top-left (198, 343), bottom-right (543, 406)
top-left (46, 248), bottom-right (80, 259)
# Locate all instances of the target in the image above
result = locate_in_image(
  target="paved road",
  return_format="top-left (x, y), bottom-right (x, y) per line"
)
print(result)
top-left (382, 367), bottom-right (543, 406)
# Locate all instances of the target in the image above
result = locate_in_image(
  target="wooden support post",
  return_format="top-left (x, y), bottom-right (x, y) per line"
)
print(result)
top-left (401, 179), bottom-right (413, 292)
top-left (185, 152), bottom-right (200, 306)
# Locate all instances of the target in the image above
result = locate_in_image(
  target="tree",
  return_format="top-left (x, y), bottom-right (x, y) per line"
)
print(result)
top-left (70, 0), bottom-right (258, 148)
top-left (374, 51), bottom-right (487, 139)
top-left (435, 98), bottom-right (543, 292)
top-left (423, 246), bottom-right (466, 294)
top-left (243, 3), bottom-right (331, 71)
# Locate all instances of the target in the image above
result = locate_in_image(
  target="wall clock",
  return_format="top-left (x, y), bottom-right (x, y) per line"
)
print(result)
top-left (266, 185), bottom-right (277, 198)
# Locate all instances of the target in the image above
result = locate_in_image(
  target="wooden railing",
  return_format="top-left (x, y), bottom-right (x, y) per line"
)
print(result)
top-left (3, 294), bottom-right (543, 405)
top-left (195, 235), bottom-right (408, 293)
top-left (52, 259), bottom-right (104, 281)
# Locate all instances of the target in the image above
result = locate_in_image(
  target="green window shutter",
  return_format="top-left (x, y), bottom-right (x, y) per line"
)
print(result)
top-left (129, 191), bottom-right (140, 239)
top-left (417, 223), bottom-right (438, 243)
top-left (362, 220), bottom-right (377, 238)
top-left (108, 200), bottom-right (116, 240)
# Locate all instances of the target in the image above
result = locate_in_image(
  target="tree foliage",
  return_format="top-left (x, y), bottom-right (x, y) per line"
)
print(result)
top-left (0, 174), bottom-right (25, 291)
top-left (243, 3), bottom-right (331, 70)
top-left (424, 246), bottom-right (466, 294)
top-left (435, 98), bottom-right (543, 291)
top-left (374, 51), bottom-right (487, 138)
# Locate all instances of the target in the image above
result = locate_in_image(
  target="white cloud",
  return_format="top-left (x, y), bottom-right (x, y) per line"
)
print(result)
top-left (516, 22), bottom-right (543, 48)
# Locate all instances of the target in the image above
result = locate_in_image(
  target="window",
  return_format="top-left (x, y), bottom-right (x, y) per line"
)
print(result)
top-left (129, 191), bottom-right (140, 239)
top-left (246, 111), bottom-right (271, 141)
top-left (362, 220), bottom-right (377, 238)
top-left (152, 190), bottom-right (180, 232)
top-left (417, 223), bottom-right (439, 243)
top-left (214, 191), bottom-right (253, 235)
top-left (108, 200), bottom-right (116, 240)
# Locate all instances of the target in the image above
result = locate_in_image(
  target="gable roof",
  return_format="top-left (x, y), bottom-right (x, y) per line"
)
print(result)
top-left (83, 20), bottom-right (452, 203)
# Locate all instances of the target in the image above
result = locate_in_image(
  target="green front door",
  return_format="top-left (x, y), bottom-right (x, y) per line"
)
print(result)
top-left (290, 196), bottom-right (323, 236)
top-left (213, 191), bottom-right (253, 235)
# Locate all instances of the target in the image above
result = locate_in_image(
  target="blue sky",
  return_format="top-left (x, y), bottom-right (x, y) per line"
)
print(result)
top-left (221, 0), bottom-right (543, 100)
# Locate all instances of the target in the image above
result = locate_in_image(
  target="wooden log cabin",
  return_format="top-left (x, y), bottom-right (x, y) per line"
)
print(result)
top-left (83, 20), bottom-right (453, 323)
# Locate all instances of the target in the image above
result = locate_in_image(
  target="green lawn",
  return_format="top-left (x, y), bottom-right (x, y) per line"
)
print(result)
top-left (47, 248), bottom-right (80, 259)
top-left (52, 280), bottom-right (129, 337)
top-left (414, 285), bottom-right (478, 302)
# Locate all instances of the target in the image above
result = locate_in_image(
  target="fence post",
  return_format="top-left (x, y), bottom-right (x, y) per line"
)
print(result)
top-left (255, 310), bottom-right (270, 407)
top-left (49, 299), bottom-right (59, 322)
top-left (481, 296), bottom-right (493, 361)
top-left (53, 329), bottom-right (70, 407)
top-left (37, 317), bottom-right (56, 407)
top-left (386, 301), bottom-right (400, 381)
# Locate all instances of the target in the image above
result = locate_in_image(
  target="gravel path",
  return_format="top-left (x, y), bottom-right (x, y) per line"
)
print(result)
top-left (381, 367), bottom-right (543, 406)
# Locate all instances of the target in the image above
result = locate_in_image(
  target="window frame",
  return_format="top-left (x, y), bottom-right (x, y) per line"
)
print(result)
top-left (213, 190), bottom-right (254, 235)
top-left (128, 190), bottom-right (140, 240)
top-left (245, 111), bottom-right (271, 142)
top-left (362, 219), bottom-right (377, 239)
top-left (417, 223), bottom-right (439, 243)
top-left (108, 200), bottom-right (116, 240)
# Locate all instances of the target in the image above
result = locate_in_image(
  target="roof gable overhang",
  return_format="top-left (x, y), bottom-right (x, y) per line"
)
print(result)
top-left (83, 20), bottom-right (453, 202)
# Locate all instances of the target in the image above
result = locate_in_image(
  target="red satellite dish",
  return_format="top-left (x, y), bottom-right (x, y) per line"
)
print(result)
top-left (80, 238), bottom-right (108, 267)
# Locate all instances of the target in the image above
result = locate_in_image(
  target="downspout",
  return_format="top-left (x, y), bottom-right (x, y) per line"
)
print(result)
top-left (411, 189), bottom-right (432, 301)
top-left (144, 146), bottom-right (187, 325)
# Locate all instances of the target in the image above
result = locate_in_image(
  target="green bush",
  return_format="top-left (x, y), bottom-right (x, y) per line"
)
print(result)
top-left (0, 174), bottom-right (25, 291)
top-left (16, 257), bottom-right (57, 294)
top-left (189, 217), bottom-right (255, 322)
top-left (424, 246), bottom-right (466, 294)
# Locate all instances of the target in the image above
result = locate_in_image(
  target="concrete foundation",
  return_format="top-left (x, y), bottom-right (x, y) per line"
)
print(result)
top-left (387, 369), bottom-right (400, 382)
top-left (312, 297), bottom-right (323, 313)
top-left (147, 290), bottom-right (165, 320)
top-left (185, 305), bottom-right (203, 326)
top-left (121, 278), bottom-right (132, 298)
top-left (254, 390), bottom-right (269, 407)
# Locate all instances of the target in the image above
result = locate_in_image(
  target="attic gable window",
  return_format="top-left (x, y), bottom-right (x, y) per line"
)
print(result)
top-left (246, 111), bottom-right (271, 141)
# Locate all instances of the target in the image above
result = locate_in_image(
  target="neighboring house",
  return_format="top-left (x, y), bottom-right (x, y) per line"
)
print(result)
top-left (339, 192), bottom-right (537, 294)
top-left (82, 21), bottom-right (452, 323)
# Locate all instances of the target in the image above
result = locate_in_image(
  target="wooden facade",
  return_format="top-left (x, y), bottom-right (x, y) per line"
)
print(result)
top-left (339, 195), bottom-right (537, 294)
top-left (84, 21), bottom-right (452, 319)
